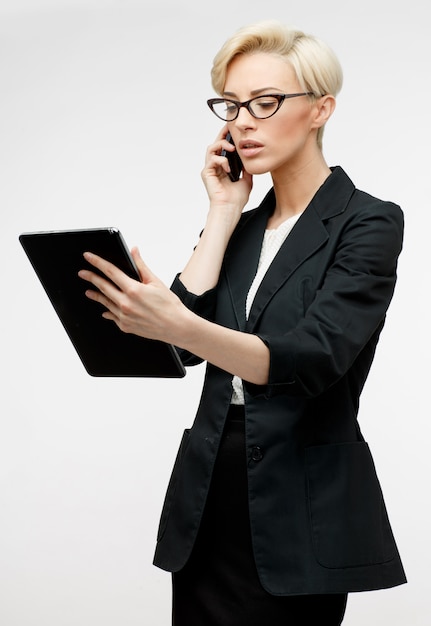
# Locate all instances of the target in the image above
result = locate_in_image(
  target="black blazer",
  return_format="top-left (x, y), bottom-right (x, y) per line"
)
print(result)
top-left (153, 167), bottom-right (407, 595)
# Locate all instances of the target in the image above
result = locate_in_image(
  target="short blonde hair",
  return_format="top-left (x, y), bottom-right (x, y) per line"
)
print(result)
top-left (211, 20), bottom-right (343, 148)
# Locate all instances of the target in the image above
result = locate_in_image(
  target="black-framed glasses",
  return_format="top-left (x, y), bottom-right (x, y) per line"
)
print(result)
top-left (207, 92), bottom-right (315, 121)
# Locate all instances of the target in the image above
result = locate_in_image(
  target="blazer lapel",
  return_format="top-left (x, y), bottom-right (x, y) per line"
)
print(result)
top-left (246, 206), bottom-right (328, 331)
top-left (223, 192), bottom-right (274, 331)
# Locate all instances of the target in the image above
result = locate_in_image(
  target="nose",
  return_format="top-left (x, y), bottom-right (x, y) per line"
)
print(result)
top-left (233, 105), bottom-right (257, 131)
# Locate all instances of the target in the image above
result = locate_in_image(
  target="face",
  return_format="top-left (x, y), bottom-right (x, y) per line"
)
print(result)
top-left (223, 52), bottom-right (324, 177)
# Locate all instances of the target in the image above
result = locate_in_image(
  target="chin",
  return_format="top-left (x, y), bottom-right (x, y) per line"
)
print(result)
top-left (244, 163), bottom-right (271, 176)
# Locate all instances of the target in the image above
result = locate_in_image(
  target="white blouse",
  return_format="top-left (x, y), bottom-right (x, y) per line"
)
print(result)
top-left (231, 212), bottom-right (302, 405)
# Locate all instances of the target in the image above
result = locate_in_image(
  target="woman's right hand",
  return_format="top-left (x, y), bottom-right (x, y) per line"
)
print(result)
top-left (201, 127), bottom-right (253, 234)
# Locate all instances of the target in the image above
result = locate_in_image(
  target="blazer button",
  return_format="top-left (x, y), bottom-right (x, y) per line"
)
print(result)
top-left (251, 446), bottom-right (263, 462)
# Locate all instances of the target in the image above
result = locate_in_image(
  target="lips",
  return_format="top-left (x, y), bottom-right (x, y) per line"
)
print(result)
top-left (238, 139), bottom-right (264, 158)
top-left (239, 139), bottom-right (263, 149)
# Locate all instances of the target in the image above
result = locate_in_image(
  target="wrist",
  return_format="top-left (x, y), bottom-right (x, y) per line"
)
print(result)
top-left (206, 203), bottom-right (242, 241)
top-left (170, 306), bottom-right (202, 352)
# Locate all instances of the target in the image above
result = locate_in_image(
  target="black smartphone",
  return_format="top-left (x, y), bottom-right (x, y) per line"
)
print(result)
top-left (221, 131), bottom-right (243, 182)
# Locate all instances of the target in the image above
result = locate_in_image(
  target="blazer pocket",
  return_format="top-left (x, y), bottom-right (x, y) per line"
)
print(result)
top-left (156, 428), bottom-right (191, 542)
top-left (305, 441), bottom-right (396, 569)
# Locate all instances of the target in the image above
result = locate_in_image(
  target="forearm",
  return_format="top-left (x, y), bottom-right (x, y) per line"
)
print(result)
top-left (174, 306), bottom-right (270, 385)
top-left (179, 208), bottom-right (241, 295)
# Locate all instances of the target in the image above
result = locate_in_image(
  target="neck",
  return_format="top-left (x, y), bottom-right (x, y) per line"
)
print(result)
top-left (268, 153), bottom-right (331, 228)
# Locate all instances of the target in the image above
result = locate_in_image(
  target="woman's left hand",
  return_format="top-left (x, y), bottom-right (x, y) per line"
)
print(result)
top-left (79, 246), bottom-right (270, 385)
top-left (78, 247), bottom-right (184, 344)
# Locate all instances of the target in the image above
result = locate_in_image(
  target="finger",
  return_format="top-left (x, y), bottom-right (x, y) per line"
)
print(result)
top-left (204, 154), bottom-right (232, 178)
top-left (83, 286), bottom-right (121, 321)
top-left (81, 280), bottom-right (114, 308)
top-left (130, 247), bottom-right (158, 285)
top-left (211, 125), bottom-right (228, 142)
top-left (78, 267), bottom-right (123, 314)
top-left (209, 140), bottom-right (235, 158)
top-left (207, 132), bottom-right (235, 158)
top-left (82, 251), bottom-right (132, 292)
top-left (78, 266), bottom-right (113, 292)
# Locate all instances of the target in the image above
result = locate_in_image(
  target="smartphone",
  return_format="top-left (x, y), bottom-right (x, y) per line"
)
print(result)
top-left (221, 131), bottom-right (243, 182)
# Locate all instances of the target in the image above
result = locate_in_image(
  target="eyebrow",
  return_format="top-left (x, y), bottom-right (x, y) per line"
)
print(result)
top-left (222, 87), bottom-right (283, 98)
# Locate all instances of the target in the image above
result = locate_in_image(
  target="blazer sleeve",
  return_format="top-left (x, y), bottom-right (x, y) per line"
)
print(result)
top-left (245, 199), bottom-right (404, 399)
top-left (170, 274), bottom-right (218, 366)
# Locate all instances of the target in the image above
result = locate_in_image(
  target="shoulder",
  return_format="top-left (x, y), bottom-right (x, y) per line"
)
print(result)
top-left (350, 187), bottom-right (403, 221)
top-left (313, 168), bottom-right (403, 244)
top-left (331, 166), bottom-right (402, 219)
top-left (346, 188), bottom-right (404, 250)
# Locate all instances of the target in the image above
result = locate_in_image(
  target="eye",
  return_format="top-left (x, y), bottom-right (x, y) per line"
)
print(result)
top-left (210, 99), bottom-right (239, 121)
top-left (225, 102), bottom-right (238, 114)
top-left (253, 96), bottom-right (279, 111)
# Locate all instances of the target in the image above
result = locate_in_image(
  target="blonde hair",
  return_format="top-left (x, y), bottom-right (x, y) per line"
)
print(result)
top-left (211, 20), bottom-right (343, 148)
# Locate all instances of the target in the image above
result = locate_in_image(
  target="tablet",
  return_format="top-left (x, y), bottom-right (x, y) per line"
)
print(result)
top-left (19, 228), bottom-right (186, 378)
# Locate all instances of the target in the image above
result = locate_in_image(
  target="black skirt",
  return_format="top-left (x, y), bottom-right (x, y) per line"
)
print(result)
top-left (172, 405), bottom-right (347, 626)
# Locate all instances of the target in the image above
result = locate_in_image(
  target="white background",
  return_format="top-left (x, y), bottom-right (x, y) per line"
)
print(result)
top-left (1, 1), bottom-right (428, 624)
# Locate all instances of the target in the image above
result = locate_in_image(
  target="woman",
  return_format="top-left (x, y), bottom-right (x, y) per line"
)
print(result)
top-left (79, 20), bottom-right (406, 626)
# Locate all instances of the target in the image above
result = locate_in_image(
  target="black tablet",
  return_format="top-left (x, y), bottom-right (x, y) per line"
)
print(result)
top-left (19, 228), bottom-right (186, 378)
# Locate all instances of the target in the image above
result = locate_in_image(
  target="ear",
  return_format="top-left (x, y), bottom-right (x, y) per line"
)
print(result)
top-left (311, 95), bottom-right (336, 130)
